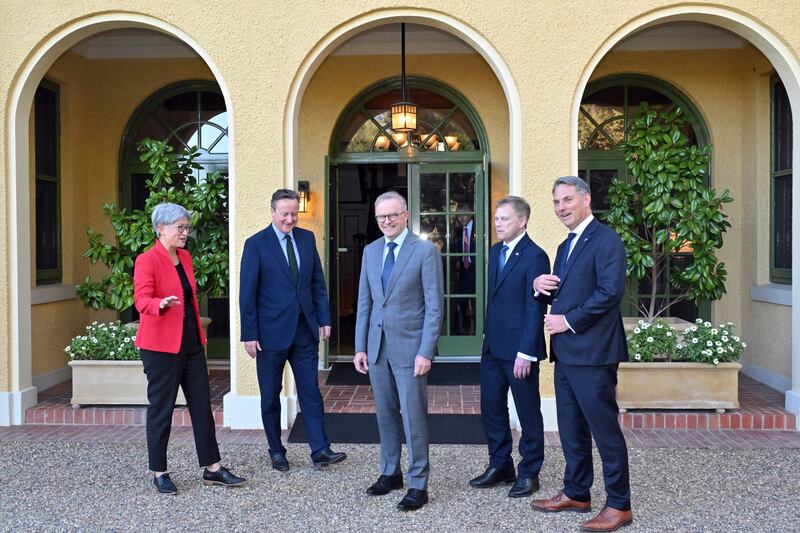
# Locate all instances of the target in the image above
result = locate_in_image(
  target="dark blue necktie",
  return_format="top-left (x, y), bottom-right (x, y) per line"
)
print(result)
top-left (556, 232), bottom-right (577, 278)
top-left (497, 244), bottom-right (509, 278)
top-left (382, 241), bottom-right (397, 294)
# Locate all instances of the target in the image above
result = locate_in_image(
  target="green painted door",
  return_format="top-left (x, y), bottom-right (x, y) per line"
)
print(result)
top-left (411, 163), bottom-right (485, 357)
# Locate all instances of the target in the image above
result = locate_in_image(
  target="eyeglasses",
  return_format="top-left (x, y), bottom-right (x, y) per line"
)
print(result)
top-left (173, 225), bottom-right (192, 234)
top-left (375, 212), bottom-right (405, 223)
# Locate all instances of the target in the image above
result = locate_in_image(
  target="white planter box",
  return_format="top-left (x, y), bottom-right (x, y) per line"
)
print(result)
top-left (68, 360), bottom-right (186, 407)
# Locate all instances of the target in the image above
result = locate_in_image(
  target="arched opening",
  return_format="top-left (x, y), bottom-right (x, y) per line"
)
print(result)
top-left (327, 76), bottom-right (490, 361)
top-left (4, 14), bottom-right (235, 425)
top-left (579, 74), bottom-right (711, 321)
top-left (119, 80), bottom-right (230, 361)
top-left (571, 7), bottom-right (800, 418)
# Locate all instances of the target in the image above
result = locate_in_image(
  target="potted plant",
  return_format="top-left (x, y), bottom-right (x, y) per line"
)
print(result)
top-left (65, 321), bottom-right (186, 406)
top-left (605, 102), bottom-right (732, 322)
top-left (69, 138), bottom-right (227, 405)
top-left (604, 103), bottom-right (742, 410)
top-left (76, 138), bottom-right (229, 312)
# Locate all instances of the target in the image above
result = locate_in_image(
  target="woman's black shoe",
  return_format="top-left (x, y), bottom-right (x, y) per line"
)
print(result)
top-left (203, 466), bottom-right (247, 487)
top-left (153, 473), bottom-right (178, 495)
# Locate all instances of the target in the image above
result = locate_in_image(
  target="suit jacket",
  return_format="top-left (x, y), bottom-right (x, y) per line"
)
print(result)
top-left (354, 232), bottom-right (444, 367)
top-left (134, 240), bottom-right (205, 354)
top-left (483, 234), bottom-right (549, 361)
top-left (536, 218), bottom-right (629, 365)
top-left (239, 226), bottom-right (330, 351)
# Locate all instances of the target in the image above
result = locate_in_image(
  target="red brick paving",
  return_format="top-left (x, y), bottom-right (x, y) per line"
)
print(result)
top-left (20, 369), bottom-right (798, 433)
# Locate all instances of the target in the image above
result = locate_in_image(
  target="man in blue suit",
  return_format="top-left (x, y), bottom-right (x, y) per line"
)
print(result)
top-left (531, 176), bottom-right (633, 532)
top-left (240, 189), bottom-right (346, 472)
top-left (469, 196), bottom-right (548, 498)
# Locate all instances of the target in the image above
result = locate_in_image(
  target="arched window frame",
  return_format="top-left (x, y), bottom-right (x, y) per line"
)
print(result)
top-left (330, 76), bottom-right (490, 164)
top-left (579, 74), bottom-right (712, 321)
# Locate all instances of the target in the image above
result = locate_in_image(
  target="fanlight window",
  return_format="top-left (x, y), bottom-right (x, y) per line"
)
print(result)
top-left (579, 83), bottom-right (699, 150)
top-left (339, 88), bottom-right (479, 153)
top-left (124, 89), bottom-right (228, 159)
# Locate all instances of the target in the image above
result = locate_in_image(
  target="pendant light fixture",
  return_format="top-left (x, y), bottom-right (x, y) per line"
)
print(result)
top-left (391, 23), bottom-right (417, 132)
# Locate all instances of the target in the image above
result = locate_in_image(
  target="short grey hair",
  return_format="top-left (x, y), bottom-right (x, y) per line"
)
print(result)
top-left (271, 188), bottom-right (301, 210)
top-left (552, 175), bottom-right (591, 196)
top-left (496, 195), bottom-right (530, 225)
top-left (152, 203), bottom-right (191, 237)
top-left (374, 191), bottom-right (408, 211)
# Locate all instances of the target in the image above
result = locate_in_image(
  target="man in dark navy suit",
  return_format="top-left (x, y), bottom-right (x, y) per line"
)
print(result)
top-left (531, 176), bottom-right (633, 532)
top-left (240, 189), bottom-right (346, 472)
top-left (469, 196), bottom-right (549, 498)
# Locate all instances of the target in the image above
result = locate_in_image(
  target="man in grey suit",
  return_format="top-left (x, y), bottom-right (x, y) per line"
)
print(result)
top-left (354, 190), bottom-right (444, 512)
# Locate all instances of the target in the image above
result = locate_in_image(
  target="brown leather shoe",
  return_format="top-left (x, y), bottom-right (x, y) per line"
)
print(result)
top-left (531, 491), bottom-right (591, 513)
top-left (580, 506), bottom-right (633, 532)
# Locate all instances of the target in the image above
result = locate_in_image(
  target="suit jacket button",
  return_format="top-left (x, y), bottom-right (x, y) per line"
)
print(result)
top-left (553, 298), bottom-right (558, 302)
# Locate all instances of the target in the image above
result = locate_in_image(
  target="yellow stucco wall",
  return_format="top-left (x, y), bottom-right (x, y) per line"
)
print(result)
top-left (28, 50), bottom-right (214, 378)
top-left (1, 1), bottom-right (799, 397)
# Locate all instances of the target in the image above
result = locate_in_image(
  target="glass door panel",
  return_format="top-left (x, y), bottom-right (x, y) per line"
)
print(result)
top-left (410, 163), bottom-right (485, 356)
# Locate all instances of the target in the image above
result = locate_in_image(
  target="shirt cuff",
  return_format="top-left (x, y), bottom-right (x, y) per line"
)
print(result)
top-left (516, 352), bottom-right (538, 362)
top-left (563, 316), bottom-right (575, 333)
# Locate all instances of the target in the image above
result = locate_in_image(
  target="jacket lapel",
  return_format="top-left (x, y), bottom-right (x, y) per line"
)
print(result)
top-left (266, 227), bottom-right (294, 283)
top-left (383, 233), bottom-right (418, 302)
top-left (559, 218), bottom-right (599, 287)
top-left (493, 235), bottom-right (530, 294)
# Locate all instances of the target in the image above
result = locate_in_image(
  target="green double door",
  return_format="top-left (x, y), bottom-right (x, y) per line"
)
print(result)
top-left (328, 161), bottom-right (486, 362)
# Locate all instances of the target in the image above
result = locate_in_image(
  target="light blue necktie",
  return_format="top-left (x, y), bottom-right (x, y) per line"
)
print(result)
top-left (497, 244), bottom-right (509, 277)
top-left (382, 242), bottom-right (397, 294)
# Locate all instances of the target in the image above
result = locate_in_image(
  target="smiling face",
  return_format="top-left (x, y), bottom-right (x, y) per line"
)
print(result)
top-left (158, 217), bottom-right (191, 250)
top-left (374, 197), bottom-right (408, 240)
top-left (494, 204), bottom-right (526, 243)
top-left (553, 184), bottom-right (592, 231)
top-left (271, 198), bottom-right (299, 234)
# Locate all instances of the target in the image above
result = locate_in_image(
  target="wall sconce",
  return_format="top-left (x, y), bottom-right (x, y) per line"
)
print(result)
top-left (298, 180), bottom-right (310, 213)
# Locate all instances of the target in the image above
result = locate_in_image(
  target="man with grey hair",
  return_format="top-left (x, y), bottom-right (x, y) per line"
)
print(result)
top-left (531, 176), bottom-right (633, 532)
top-left (240, 188), bottom-right (346, 472)
top-left (469, 195), bottom-right (548, 498)
top-left (354, 190), bottom-right (444, 511)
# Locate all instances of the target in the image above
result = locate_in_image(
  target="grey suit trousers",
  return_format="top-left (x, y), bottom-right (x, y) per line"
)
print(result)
top-left (369, 349), bottom-right (430, 490)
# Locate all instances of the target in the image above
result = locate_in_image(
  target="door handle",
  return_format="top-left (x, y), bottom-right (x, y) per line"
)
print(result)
top-left (338, 248), bottom-right (349, 252)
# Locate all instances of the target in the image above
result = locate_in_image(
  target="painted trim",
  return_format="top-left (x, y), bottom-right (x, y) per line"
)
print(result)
top-left (0, 387), bottom-right (37, 426)
top-left (31, 283), bottom-right (76, 305)
top-left (750, 283), bottom-right (792, 306)
top-left (7, 12), bottom-right (237, 425)
top-left (285, 8), bottom-right (522, 194)
top-left (31, 365), bottom-right (71, 391)
top-left (570, 3), bottom-right (800, 429)
top-left (741, 362), bottom-right (792, 393)
top-left (223, 392), bottom-right (298, 430)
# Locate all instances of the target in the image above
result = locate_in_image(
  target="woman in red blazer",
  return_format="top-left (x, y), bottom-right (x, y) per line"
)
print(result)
top-left (134, 202), bottom-right (245, 495)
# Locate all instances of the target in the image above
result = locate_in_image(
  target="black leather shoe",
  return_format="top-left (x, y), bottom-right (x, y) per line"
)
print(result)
top-left (508, 476), bottom-right (540, 497)
top-left (366, 474), bottom-right (404, 496)
top-left (397, 488), bottom-right (428, 511)
top-left (469, 465), bottom-right (516, 488)
top-left (203, 466), bottom-right (247, 487)
top-left (270, 452), bottom-right (290, 472)
top-left (312, 448), bottom-right (347, 469)
top-left (153, 473), bottom-right (177, 495)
